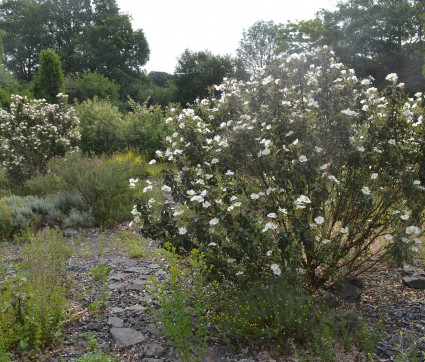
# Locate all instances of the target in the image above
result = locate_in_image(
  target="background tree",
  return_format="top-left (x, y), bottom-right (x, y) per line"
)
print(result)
top-left (173, 49), bottom-right (235, 105)
top-left (33, 49), bottom-right (65, 103)
top-left (237, 20), bottom-right (280, 75)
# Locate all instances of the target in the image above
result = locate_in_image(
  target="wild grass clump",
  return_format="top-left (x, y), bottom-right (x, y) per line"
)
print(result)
top-left (0, 229), bottom-right (72, 359)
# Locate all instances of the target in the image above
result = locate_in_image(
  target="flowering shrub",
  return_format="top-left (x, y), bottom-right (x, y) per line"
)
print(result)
top-left (0, 94), bottom-right (80, 184)
top-left (134, 47), bottom-right (425, 288)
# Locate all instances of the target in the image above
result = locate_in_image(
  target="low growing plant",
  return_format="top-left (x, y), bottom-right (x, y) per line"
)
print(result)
top-left (148, 246), bottom-right (217, 362)
top-left (0, 229), bottom-right (71, 357)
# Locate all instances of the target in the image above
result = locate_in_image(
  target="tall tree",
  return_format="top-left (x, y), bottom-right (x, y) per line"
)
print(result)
top-left (173, 49), bottom-right (235, 105)
top-left (34, 49), bottom-right (65, 103)
top-left (237, 20), bottom-right (280, 74)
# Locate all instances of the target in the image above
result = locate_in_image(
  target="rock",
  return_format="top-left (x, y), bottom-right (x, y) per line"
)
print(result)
top-left (86, 322), bottom-right (104, 332)
top-left (108, 283), bottom-right (124, 290)
top-left (110, 273), bottom-right (126, 281)
top-left (338, 279), bottom-right (363, 303)
top-left (148, 263), bottom-right (160, 269)
top-left (124, 267), bottom-right (143, 273)
top-left (202, 346), bottom-right (233, 361)
top-left (112, 307), bottom-right (125, 313)
top-left (126, 284), bottom-right (145, 291)
top-left (63, 228), bottom-right (79, 237)
top-left (402, 275), bottom-right (425, 289)
top-left (141, 343), bottom-right (166, 358)
top-left (145, 324), bottom-right (162, 336)
top-left (317, 290), bottom-right (341, 309)
top-left (110, 328), bottom-right (146, 348)
top-left (108, 317), bottom-right (124, 328)
top-left (126, 304), bottom-right (145, 311)
top-left (401, 266), bottom-right (415, 277)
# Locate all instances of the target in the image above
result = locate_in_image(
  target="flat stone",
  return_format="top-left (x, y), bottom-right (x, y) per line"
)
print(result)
top-left (126, 284), bottom-right (145, 291)
top-left (148, 263), bottom-right (160, 269)
top-left (86, 322), bottom-right (104, 332)
top-left (141, 343), bottom-right (166, 358)
top-left (110, 273), bottom-right (126, 281)
top-left (124, 267), bottom-right (143, 273)
top-left (133, 279), bottom-right (148, 285)
top-left (108, 283), bottom-right (124, 290)
top-left (108, 317), bottom-right (124, 328)
top-left (202, 346), bottom-right (233, 361)
top-left (111, 307), bottom-right (125, 313)
top-left (401, 266), bottom-right (415, 277)
top-left (126, 304), bottom-right (145, 311)
top-left (110, 328), bottom-right (146, 348)
top-left (402, 275), bottom-right (425, 289)
top-left (338, 280), bottom-right (362, 303)
top-left (145, 324), bottom-right (162, 336)
top-left (122, 259), bottom-right (139, 266)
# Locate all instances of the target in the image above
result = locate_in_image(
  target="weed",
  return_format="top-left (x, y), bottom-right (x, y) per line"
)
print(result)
top-left (148, 245), bottom-right (217, 362)
top-left (89, 263), bottom-right (112, 283)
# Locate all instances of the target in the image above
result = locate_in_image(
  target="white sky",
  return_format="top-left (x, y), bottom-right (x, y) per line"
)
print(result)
top-left (116, 0), bottom-right (338, 74)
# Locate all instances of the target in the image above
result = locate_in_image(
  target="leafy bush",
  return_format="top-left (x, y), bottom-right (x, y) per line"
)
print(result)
top-left (0, 94), bottom-right (80, 184)
top-left (134, 47), bottom-right (425, 288)
top-left (47, 151), bottom-right (145, 224)
top-left (75, 97), bottom-right (124, 155)
top-left (0, 229), bottom-right (71, 358)
top-left (123, 99), bottom-right (173, 158)
top-left (75, 72), bottom-right (120, 103)
top-left (0, 192), bottom-right (92, 240)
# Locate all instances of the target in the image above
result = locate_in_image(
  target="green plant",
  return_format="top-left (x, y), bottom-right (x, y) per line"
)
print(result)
top-left (89, 263), bottom-right (112, 283)
top-left (47, 151), bottom-right (144, 223)
top-left (214, 279), bottom-right (320, 351)
top-left (148, 246), bottom-right (217, 362)
top-left (0, 229), bottom-right (71, 356)
top-left (394, 331), bottom-right (425, 362)
top-left (353, 318), bottom-right (383, 356)
top-left (33, 49), bottom-right (65, 104)
top-left (135, 47), bottom-right (425, 288)
top-left (72, 333), bottom-right (119, 362)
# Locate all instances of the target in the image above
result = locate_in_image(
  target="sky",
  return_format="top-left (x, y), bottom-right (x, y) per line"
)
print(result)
top-left (116, 0), bottom-right (338, 74)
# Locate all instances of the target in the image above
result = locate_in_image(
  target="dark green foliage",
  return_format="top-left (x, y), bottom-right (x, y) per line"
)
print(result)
top-left (34, 49), bottom-right (65, 103)
top-left (66, 72), bottom-right (120, 103)
top-left (173, 49), bottom-right (235, 105)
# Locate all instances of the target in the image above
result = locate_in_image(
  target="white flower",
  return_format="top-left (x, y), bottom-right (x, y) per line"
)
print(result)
top-left (385, 73), bottom-right (398, 82)
top-left (211, 158), bottom-right (219, 164)
top-left (129, 178), bottom-right (138, 188)
top-left (411, 246), bottom-right (419, 252)
top-left (401, 214), bottom-right (409, 221)
top-left (371, 173), bottom-right (378, 180)
top-left (320, 163), bottom-right (329, 170)
top-left (299, 155), bottom-right (307, 162)
top-left (225, 170), bottom-right (235, 176)
top-left (234, 202), bottom-right (242, 207)
top-left (357, 146), bottom-right (365, 152)
top-left (263, 222), bottom-right (278, 232)
top-left (322, 239), bottom-right (331, 244)
top-left (340, 227), bottom-right (349, 234)
top-left (314, 216), bottom-right (325, 225)
top-left (143, 185), bottom-right (153, 193)
top-left (173, 210), bottom-right (184, 216)
top-left (202, 201), bottom-right (211, 208)
top-left (266, 250), bottom-right (273, 256)
top-left (250, 193), bottom-right (260, 200)
top-left (314, 146), bottom-right (322, 153)
top-left (413, 180), bottom-right (421, 185)
top-left (361, 186), bottom-right (371, 195)
top-left (278, 207), bottom-right (287, 214)
top-left (191, 195), bottom-right (204, 203)
top-left (208, 242), bottom-right (217, 246)
top-left (236, 271), bottom-right (244, 276)
top-left (209, 218), bottom-right (219, 226)
top-left (383, 234), bottom-right (393, 241)
top-left (161, 185), bottom-right (171, 192)
top-left (149, 159), bottom-right (156, 165)
top-left (406, 226), bottom-right (419, 235)
top-left (296, 195), bottom-right (311, 204)
top-left (187, 190), bottom-right (196, 196)
top-left (388, 139), bottom-right (396, 145)
top-left (270, 264), bottom-right (281, 276)
top-left (178, 227), bottom-right (187, 235)
top-left (267, 213), bottom-right (277, 218)
top-left (328, 175), bottom-right (340, 184)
